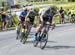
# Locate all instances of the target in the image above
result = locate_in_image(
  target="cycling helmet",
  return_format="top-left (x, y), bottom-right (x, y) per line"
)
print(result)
top-left (34, 7), bottom-right (40, 13)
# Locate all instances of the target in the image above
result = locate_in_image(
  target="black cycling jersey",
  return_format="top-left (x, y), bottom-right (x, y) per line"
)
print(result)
top-left (41, 8), bottom-right (56, 23)
top-left (27, 11), bottom-right (36, 21)
top-left (27, 10), bottom-right (36, 25)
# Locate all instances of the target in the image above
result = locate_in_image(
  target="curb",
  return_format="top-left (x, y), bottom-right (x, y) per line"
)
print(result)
top-left (0, 28), bottom-right (15, 32)
top-left (0, 23), bottom-right (72, 32)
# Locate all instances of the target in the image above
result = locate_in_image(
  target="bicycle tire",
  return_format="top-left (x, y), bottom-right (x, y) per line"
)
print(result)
top-left (20, 32), bottom-right (24, 42)
top-left (40, 33), bottom-right (48, 49)
top-left (23, 30), bottom-right (29, 44)
top-left (23, 36), bottom-right (28, 44)
top-left (33, 32), bottom-right (41, 47)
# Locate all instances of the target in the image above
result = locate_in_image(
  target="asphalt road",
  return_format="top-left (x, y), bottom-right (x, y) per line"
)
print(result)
top-left (0, 23), bottom-right (75, 55)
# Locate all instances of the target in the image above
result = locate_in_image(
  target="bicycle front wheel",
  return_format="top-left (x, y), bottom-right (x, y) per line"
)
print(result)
top-left (40, 33), bottom-right (48, 49)
top-left (33, 32), bottom-right (41, 47)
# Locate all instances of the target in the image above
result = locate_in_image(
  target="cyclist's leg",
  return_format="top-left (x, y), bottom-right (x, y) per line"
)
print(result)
top-left (36, 23), bottom-right (43, 35)
top-left (46, 24), bottom-right (50, 32)
top-left (16, 21), bottom-right (22, 32)
top-left (34, 22), bottom-right (43, 41)
top-left (27, 17), bottom-right (39, 35)
top-left (16, 21), bottom-right (22, 39)
top-left (26, 21), bottom-right (32, 35)
top-left (19, 17), bottom-right (25, 39)
top-left (28, 19), bottom-right (34, 33)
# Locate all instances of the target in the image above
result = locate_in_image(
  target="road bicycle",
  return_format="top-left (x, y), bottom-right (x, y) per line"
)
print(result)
top-left (16, 23), bottom-right (30, 44)
top-left (33, 22), bottom-right (50, 49)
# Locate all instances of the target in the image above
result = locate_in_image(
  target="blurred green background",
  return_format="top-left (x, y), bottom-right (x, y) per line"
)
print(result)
top-left (0, 0), bottom-right (75, 30)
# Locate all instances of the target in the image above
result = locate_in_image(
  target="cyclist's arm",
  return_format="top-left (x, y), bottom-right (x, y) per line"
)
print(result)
top-left (18, 12), bottom-right (23, 21)
top-left (52, 15), bottom-right (56, 24)
top-left (52, 11), bottom-right (58, 24)
top-left (25, 12), bottom-right (30, 21)
top-left (40, 13), bottom-right (44, 22)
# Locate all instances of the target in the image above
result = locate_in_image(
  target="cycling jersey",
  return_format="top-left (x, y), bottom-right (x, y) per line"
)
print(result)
top-left (40, 7), bottom-right (55, 23)
top-left (26, 10), bottom-right (36, 25)
top-left (20, 11), bottom-right (27, 17)
top-left (19, 10), bottom-right (27, 22)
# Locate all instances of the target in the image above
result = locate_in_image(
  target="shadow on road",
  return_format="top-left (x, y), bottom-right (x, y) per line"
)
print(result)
top-left (23, 40), bottom-right (57, 44)
top-left (45, 45), bottom-right (75, 50)
top-left (47, 41), bottom-right (57, 43)
top-left (25, 41), bottom-right (34, 43)
top-left (20, 40), bottom-right (75, 50)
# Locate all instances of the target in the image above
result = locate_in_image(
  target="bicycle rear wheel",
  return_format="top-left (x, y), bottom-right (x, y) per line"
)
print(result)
top-left (23, 30), bottom-right (29, 44)
top-left (40, 33), bottom-right (48, 49)
top-left (23, 36), bottom-right (28, 44)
